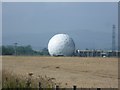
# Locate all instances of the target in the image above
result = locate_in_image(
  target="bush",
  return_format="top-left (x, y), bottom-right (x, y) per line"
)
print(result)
top-left (2, 69), bottom-right (59, 89)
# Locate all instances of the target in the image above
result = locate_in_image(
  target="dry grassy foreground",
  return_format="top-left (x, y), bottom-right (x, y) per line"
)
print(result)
top-left (2, 56), bottom-right (118, 88)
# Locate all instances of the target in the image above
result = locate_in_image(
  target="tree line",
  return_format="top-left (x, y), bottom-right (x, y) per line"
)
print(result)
top-left (0, 45), bottom-right (49, 56)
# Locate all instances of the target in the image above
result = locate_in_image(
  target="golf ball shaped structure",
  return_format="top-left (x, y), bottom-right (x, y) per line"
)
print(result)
top-left (48, 34), bottom-right (75, 56)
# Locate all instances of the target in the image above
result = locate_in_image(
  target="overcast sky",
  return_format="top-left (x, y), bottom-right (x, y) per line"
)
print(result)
top-left (2, 2), bottom-right (118, 50)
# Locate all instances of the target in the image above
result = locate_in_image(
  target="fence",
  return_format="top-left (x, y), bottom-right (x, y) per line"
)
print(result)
top-left (38, 85), bottom-right (118, 90)
top-left (1, 81), bottom-right (118, 90)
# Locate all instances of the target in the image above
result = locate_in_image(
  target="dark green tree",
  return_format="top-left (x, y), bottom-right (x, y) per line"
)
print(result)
top-left (2, 45), bottom-right (14, 55)
top-left (41, 48), bottom-right (49, 56)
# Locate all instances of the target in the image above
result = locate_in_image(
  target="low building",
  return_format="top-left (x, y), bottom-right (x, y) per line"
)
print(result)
top-left (75, 49), bottom-right (119, 57)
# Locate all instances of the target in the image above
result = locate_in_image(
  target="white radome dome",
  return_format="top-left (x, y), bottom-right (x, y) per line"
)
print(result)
top-left (48, 34), bottom-right (75, 56)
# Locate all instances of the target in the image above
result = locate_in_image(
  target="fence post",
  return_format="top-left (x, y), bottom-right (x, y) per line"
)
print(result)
top-left (73, 85), bottom-right (77, 90)
top-left (97, 88), bottom-right (100, 90)
top-left (56, 85), bottom-right (59, 90)
top-left (39, 82), bottom-right (42, 90)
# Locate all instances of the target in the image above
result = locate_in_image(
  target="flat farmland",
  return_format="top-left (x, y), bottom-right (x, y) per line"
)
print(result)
top-left (2, 56), bottom-right (118, 88)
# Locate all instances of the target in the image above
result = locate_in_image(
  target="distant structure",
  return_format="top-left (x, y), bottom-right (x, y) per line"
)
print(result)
top-left (112, 25), bottom-right (117, 56)
top-left (112, 25), bottom-right (116, 51)
top-left (75, 25), bottom-right (118, 57)
top-left (48, 34), bottom-right (75, 56)
top-left (75, 49), bottom-right (118, 57)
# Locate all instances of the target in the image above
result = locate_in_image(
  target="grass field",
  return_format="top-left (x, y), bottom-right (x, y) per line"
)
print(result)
top-left (2, 56), bottom-right (118, 88)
